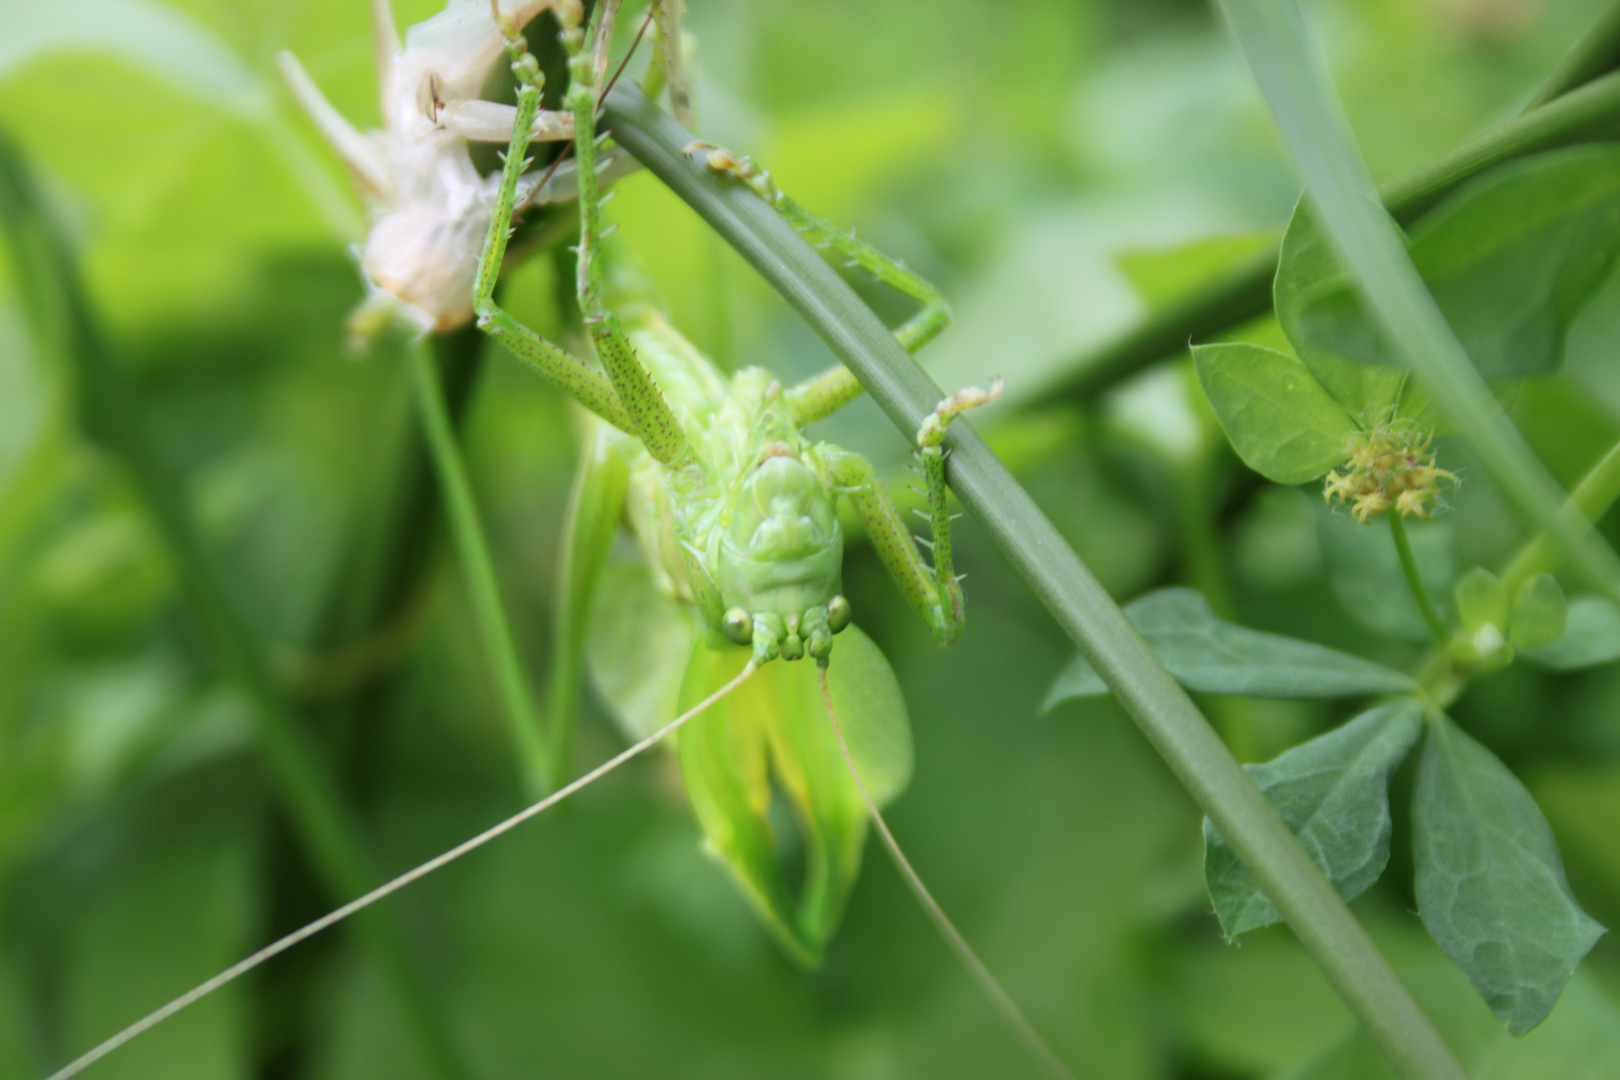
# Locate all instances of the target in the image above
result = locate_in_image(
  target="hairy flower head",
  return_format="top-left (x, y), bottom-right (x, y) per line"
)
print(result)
top-left (1322, 415), bottom-right (1457, 524)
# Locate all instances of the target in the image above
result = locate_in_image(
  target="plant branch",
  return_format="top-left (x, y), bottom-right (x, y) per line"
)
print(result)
top-left (1528, 0), bottom-right (1620, 109)
top-left (1388, 514), bottom-right (1450, 645)
top-left (409, 341), bottom-right (553, 795)
top-left (1052, 64), bottom-right (1620, 401)
top-left (604, 83), bottom-right (1466, 1080)
top-left (1501, 440), bottom-right (1620, 595)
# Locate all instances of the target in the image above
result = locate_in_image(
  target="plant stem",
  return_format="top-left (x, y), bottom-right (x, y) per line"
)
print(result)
top-left (1222, 0), bottom-right (1620, 609)
top-left (604, 84), bottom-right (1468, 1080)
top-left (1528, 0), bottom-right (1620, 109)
top-left (0, 134), bottom-right (474, 1080)
top-left (408, 341), bottom-right (553, 795)
top-left (1501, 440), bottom-right (1620, 595)
top-left (1388, 514), bottom-right (1450, 644)
top-left (1052, 66), bottom-right (1620, 401)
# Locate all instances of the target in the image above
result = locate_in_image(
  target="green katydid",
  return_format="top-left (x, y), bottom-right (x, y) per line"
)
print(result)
top-left (474, 2), bottom-right (997, 965)
top-left (41, 5), bottom-right (1075, 1078)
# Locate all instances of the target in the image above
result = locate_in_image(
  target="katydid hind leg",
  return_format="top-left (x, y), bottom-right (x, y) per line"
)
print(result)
top-left (684, 141), bottom-right (952, 425)
top-left (563, 4), bottom-right (689, 465)
top-left (470, 8), bottom-right (635, 435)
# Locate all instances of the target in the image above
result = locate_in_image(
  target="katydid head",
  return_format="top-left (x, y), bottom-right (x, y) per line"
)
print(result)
top-left (717, 448), bottom-right (850, 665)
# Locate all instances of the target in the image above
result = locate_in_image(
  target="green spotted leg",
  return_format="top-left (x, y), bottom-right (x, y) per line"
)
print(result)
top-left (562, 6), bottom-right (688, 465)
top-left (820, 379), bottom-right (999, 646)
top-left (823, 447), bottom-right (954, 646)
top-left (915, 378), bottom-right (1002, 640)
top-left (684, 142), bottom-right (952, 426)
top-left (547, 420), bottom-right (631, 789)
top-left (471, 9), bottom-right (634, 435)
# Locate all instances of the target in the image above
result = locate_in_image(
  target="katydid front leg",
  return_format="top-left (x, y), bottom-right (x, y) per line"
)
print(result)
top-left (821, 379), bottom-right (999, 646)
top-left (684, 141), bottom-right (952, 425)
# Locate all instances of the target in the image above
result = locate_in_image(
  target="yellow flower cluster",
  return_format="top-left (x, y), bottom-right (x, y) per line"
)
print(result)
top-left (1323, 419), bottom-right (1457, 523)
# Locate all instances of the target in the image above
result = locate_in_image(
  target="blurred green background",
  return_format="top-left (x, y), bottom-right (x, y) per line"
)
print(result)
top-left (4, 0), bottom-right (1620, 1077)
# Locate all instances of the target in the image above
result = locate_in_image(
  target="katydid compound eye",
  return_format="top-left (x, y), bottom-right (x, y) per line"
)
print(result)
top-left (722, 607), bottom-right (753, 645)
top-left (827, 595), bottom-right (851, 633)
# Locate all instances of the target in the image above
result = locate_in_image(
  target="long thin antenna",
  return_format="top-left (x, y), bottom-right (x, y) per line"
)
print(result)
top-left (44, 662), bottom-right (759, 1080)
top-left (816, 668), bottom-right (1078, 1080)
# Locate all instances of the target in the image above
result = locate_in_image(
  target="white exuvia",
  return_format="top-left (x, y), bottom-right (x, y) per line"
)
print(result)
top-left (279, 0), bottom-right (623, 337)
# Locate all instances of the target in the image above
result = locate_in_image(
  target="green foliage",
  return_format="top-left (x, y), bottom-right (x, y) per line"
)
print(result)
top-left (1526, 595), bottom-right (1620, 670)
top-left (1204, 699), bottom-right (1423, 938)
top-left (1274, 206), bottom-right (1417, 423)
top-left (1191, 341), bottom-right (1356, 485)
top-left (1043, 588), bottom-right (1415, 705)
top-left (1292, 147), bottom-right (1620, 380)
top-left (1510, 573), bottom-right (1569, 652)
top-left (1414, 714), bottom-right (1605, 1035)
top-left (1316, 502), bottom-right (1455, 643)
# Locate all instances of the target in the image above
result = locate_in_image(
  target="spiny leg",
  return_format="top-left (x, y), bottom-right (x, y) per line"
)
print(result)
top-left (685, 142), bottom-right (952, 425)
top-left (472, 7), bottom-right (634, 435)
top-left (822, 448), bottom-right (956, 645)
top-left (562, 3), bottom-right (689, 465)
top-left (818, 379), bottom-right (999, 646)
top-left (915, 379), bottom-right (1002, 641)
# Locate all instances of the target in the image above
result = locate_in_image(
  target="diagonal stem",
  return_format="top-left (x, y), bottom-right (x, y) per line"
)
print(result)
top-left (409, 340), bottom-right (553, 794)
top-left (1388, 514), bottom-right (1450, 645)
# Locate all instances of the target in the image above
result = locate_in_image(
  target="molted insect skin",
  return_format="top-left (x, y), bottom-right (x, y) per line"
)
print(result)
top-left (282, 1), bottom-right (568, 337)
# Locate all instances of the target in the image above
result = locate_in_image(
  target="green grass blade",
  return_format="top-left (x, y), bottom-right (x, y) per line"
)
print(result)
top-left (603, 83), bottom-right (1467, 1080)
top-left (1218, 0), bottom-right (1620, 610)
top-left (409, 340), bottom-right (553, 794)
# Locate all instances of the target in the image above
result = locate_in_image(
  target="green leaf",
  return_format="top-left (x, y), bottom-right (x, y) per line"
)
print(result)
top-left (1510, 573), bottom-right (1568, 652)
top-left (1276, 205), bottom-right (1419, 422)
top-left (1204, 699), bottom-right (1424, 938)
top-left (1043, 588), bottom-right (1417, 707)
top-left (1316, 501), bottom-right (1456, 643)
top-left (1295, 147), bottom-right (1620, 381)
top-left (1454, 567), bottom-right (1508, 635)
top-left (1414, 714), bottom-right (1605, 1034)
top-left (1524, 595), bottom-right (1620, 671)
top-left (675, 626), bottom-right (912, 967)
top-left (586, 558), bottom-right (702, 740)
top-left (1192, 341), bottom-right (1357, 485)
top-left (1113, 230), bottom-right (1278, 311)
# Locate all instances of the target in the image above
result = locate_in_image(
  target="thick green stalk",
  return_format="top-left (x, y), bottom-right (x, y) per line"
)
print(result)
top-left (1053, 65), bottom-right (1620, 400)
top-left (1528, 0), bottom-right (1620, 108)
top-left (1220, 0), bottom-right (1620, 609)
top-left (603, 84), bottom-right (1466, 1080)
top-left (409, 342), bottom-right (553, 794)
top-left (0, 135), bottom-right (473, 1080)
top-left (1388, 514), bottom-right (1449, 644)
